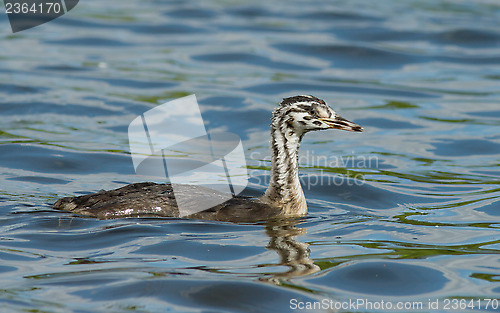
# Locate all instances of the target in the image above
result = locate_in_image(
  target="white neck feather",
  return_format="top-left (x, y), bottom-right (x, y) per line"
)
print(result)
top-left (262, 116), bottom-right (307, 216)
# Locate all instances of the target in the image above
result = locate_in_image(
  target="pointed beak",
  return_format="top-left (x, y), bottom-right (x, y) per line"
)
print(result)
top-left (318, 115), bottom-right (363, 132)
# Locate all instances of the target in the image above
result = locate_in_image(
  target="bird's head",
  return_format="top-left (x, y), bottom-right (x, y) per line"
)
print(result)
top-left (274, 95), bottom-right (363, 136)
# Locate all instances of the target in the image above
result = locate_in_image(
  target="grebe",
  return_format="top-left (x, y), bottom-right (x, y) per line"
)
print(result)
top-left (53, 95), bottom-right (362, 221)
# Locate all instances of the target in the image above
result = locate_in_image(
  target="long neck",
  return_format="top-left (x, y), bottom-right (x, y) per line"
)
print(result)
top-left (262, 119), bottom-right (307, 216)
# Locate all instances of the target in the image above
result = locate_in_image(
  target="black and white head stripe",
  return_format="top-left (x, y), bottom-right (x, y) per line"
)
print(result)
top-left (280, 95), bottom-right (325, 107)
top-left (277, 95), bottom-right (333, 119)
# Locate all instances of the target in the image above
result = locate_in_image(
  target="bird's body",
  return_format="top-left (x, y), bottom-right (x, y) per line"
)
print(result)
top-left (53, 95), bottom-right (362, 221)
top-left (53, 182), bottom-right (278, 222)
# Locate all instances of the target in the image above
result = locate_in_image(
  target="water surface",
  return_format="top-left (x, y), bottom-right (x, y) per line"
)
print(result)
top-left (0, 0), bottom-right (499, 312)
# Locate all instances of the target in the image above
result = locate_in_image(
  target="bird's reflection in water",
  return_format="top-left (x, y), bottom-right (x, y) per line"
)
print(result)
top-left (261, 218), bottom-right (320, 284)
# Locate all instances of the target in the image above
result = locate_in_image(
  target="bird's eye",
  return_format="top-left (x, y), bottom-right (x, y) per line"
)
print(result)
top-left (309, 107), bottom-right (318, 116)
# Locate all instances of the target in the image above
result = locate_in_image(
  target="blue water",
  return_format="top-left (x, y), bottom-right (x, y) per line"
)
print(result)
top-left (1, 0), bottom-right (499, 312)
